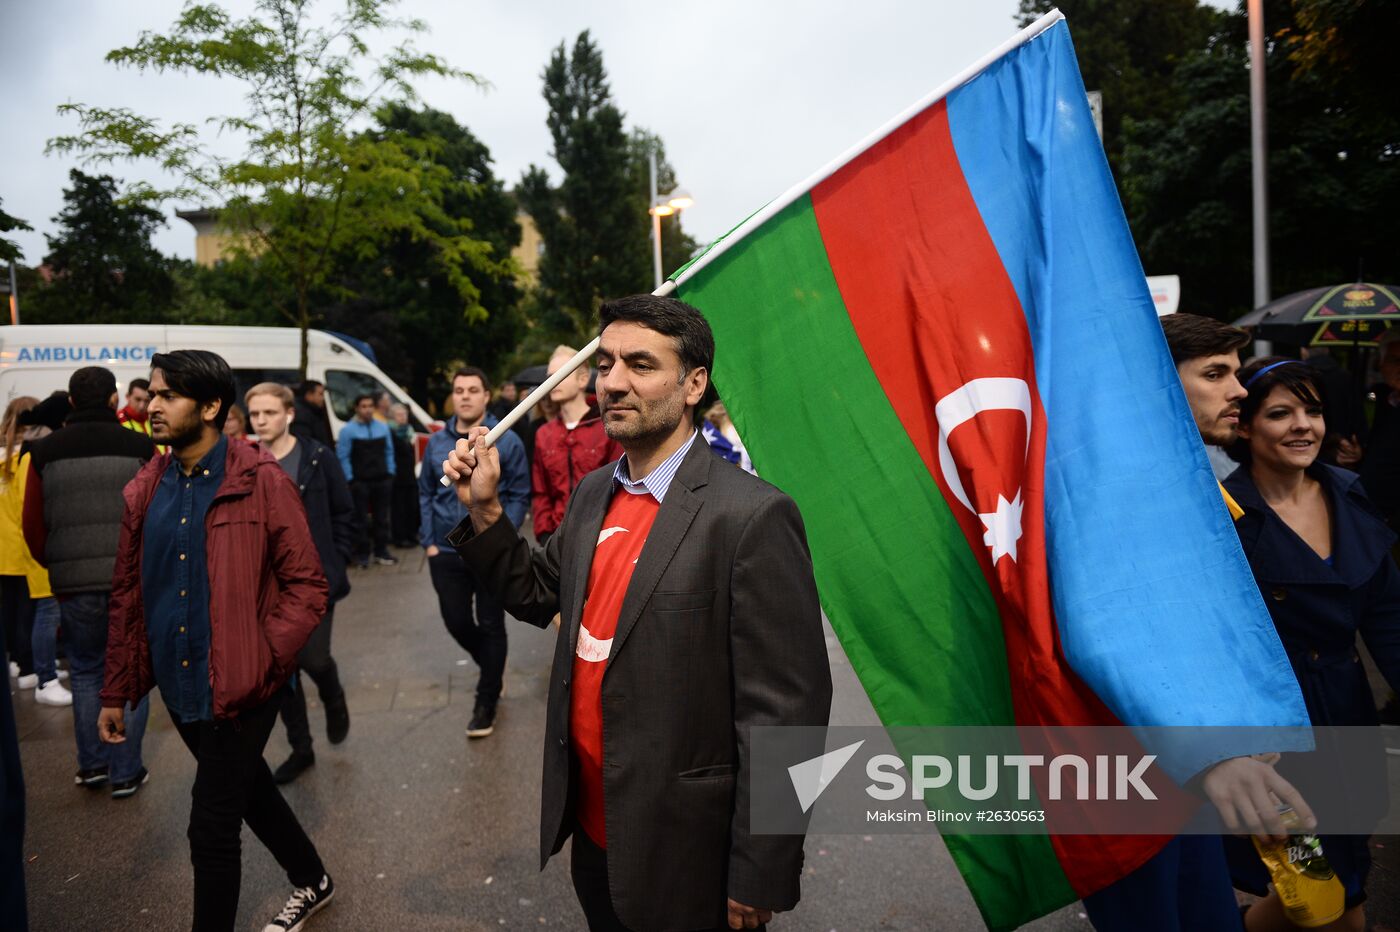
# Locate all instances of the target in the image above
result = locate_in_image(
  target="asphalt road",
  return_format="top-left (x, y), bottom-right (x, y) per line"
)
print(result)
top-left (10, 544), bottom-right (1396, 931)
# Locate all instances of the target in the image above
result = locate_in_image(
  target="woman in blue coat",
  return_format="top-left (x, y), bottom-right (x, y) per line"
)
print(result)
top-left (1222, 357), bottom-right (1400, 932)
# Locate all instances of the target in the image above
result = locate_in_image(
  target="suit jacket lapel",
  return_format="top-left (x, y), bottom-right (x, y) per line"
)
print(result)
top-left (605, 439), bottom-right (711, 672)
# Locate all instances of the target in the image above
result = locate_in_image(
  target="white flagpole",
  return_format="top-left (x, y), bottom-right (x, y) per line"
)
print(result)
top-left (439, 279), bottom-right (678, 486)
top-left (673, 8), bottom-right (1064, 291)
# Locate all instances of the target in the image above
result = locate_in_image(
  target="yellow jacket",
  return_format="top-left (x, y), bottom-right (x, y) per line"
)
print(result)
top-left (0, 452), bottom-right (52, 598)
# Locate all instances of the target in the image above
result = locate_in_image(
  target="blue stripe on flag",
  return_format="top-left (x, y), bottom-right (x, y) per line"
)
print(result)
top-left (943, 22), bottom-right (1308, 757)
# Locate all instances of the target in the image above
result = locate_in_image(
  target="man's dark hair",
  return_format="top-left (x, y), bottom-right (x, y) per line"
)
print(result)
top-left (452, 367), bottom-right (492, 393)
top-left (150, 350), bottom-right (236, 430)
top-left (352, 393), bottom-right (375, 408)
top-left (297, 379), bottom-right (324, 397)
top-left (1159, 313), bottom-right (1250, 367)
top-left (599, 294), bottom-right (715, 376)
top-left (68, 366), bottom-right (118, 411)
top-left (127, 377), bottom-right (150, 394)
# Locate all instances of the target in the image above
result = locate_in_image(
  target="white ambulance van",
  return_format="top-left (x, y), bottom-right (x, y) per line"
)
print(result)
top-left (0, 325), bottom-right (440, 444)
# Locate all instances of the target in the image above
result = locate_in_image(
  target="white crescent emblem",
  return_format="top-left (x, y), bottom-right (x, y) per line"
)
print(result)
top-left (934, 377), bottom-right (1031, 564)
top-left (576, 623), bottom-right (612, 663)
top-left (597, 526), bottom-right (629, 547)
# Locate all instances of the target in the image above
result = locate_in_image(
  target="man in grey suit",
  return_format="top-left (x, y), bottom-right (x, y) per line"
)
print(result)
top-left (443, 294), bottom-right (832, 931)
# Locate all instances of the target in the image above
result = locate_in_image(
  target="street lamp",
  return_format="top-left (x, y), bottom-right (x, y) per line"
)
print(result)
top-left (648, 149), bottom-right (694, 289)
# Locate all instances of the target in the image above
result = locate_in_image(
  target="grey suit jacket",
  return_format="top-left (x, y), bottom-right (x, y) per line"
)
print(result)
top-left (449, 438), bottom-right (832, 931)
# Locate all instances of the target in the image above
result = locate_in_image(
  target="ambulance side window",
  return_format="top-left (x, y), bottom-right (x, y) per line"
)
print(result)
top-left (325, 370), bottom-right (424, 431)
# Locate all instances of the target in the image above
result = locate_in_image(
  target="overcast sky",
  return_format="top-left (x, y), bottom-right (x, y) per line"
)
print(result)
top-left (0, 1), bottom-right (1231, 266)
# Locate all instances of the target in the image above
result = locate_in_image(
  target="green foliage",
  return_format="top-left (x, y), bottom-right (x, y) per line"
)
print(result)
top-left (320, 104), bottom-right (525, 399)
top-left (1120, 1), bottom-right (1400, 319)
top-left (1017, 0), bottom-right (1221, 179)
top-left (47, 0), bottom-right (498, 376)
top-left (0, 200), bottom-right (32, 265)
top-left (517, 31), bottom-right (698, 345)
top-left (168, 258), bottom-right (287, 326)
top-left (23, 170), bottom-right (177, 324)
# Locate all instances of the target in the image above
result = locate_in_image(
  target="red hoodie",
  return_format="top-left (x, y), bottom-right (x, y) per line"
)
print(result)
top-left (531, 405), bottom-right (622, 537)
top-left (101, 439), bottom-right (327, 719)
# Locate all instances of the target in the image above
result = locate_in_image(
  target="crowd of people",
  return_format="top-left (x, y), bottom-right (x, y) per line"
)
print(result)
top-left (0, 303), bottom-right (1395, 932)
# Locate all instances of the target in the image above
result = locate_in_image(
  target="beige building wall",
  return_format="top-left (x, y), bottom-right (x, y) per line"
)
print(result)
top-left (177, 209), bottom-right (245, 267)
top-left (512, 210), bottom-right (543, 285)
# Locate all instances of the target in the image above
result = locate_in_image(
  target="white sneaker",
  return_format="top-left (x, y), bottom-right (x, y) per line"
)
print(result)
top-left (16, 673), bottom-right (37, 690)
top-left (7, 661), bottom-right (17, 679)
top-left (34, 680), bottom-right (72, 706)
top-left (56, 668), bottom-right (69, 681)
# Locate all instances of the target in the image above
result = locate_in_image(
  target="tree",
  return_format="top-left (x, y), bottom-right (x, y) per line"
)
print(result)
top-left (48, 0), bottom-right (508, 376)
top-left (322, 104), bottom-right (525, 398)
top-left (24, 170), bottom-right (176, 324)
top-left (1017, 0), bottom-right (1222, 179)
top-left (1120, 1), bottom-right (1400, 320)
top-left (517, 31), bottom-right (657, 341)
top-left (0, 199), bottom-right (31, 265)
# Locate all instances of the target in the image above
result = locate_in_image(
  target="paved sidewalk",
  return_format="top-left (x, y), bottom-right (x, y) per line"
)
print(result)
top-left (10, 544), bottom-right (1395, 930)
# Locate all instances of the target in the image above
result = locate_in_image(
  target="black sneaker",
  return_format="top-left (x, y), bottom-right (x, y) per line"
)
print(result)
top-left (273, 750), bottom-right (315, 785)
top-left (262, 873), bottom-right (334, 932)
top-left (75, 767), bottom-right (109, 788)
top-left (466, 702), bottom-right (496, 738)
top-left (372, 552), bottom-right (398, 566)
top-left (352, 558), bottom-right (369, 569)
top-left (111, 767), bottom-right (149, 799)
top-left (324, 696), bottom-right (350, 745)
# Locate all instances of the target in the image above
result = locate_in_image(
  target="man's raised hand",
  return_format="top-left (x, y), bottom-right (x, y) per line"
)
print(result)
top-left (443, 425), bottom-right (503, 531)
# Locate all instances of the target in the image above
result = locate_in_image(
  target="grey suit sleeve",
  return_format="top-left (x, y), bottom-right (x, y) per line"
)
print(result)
top-left (446, 512), bottom-right (565, 629)
top-left (726, 492), bottom-right (833, 910)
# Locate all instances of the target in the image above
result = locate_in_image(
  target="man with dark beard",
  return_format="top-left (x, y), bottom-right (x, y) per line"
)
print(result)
top-left (99, 351), bottom-right (334, 932)
top-left (443, 295), bottom-right (832, 931)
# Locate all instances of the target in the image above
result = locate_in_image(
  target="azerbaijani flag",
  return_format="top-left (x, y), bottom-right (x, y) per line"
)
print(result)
top-left (671, 12), bottom-right (1309, 930)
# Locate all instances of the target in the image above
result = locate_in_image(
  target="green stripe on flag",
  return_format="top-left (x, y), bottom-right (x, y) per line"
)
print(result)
top-left (678, 196), bottom-right (1077, 929)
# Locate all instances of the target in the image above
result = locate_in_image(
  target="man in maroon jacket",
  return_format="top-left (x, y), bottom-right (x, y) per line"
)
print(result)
top-left (531, 345), bottom-right (623, 542)
top-left (98, 350), bottom-right (334, 932)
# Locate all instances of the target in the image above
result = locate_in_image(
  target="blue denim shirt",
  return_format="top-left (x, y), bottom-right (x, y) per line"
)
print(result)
top-left (142, 435), bottom-right (225, 723)
top-left (417, 413), bottom-right (529, 548)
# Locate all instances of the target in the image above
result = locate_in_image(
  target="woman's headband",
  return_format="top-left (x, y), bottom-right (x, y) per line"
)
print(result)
top-left (1243, 359), bottom-right (1303, 390)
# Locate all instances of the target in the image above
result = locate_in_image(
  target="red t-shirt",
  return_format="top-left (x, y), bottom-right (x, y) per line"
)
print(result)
top-left (571, 490), bottom-right (661, 848)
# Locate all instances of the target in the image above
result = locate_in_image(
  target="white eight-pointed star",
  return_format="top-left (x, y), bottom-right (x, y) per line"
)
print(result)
top-left (978, 491), bottom-right (1024, 564)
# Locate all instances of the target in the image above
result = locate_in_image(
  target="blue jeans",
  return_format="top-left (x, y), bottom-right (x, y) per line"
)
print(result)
top-left (61, 593), bottom-right (149, 782)
top-left (31, 597), bottom-right (60, 687)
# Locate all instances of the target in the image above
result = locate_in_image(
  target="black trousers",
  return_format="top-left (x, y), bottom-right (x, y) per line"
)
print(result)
top-left (569, 829), bottom-right (759, 932)
top-left (427, 552), bottom-right (506, 705)
top-left (173, 693), bottom-right (324, 932)
top-left (350, 478), bottom-right (393, 558)
top-left (279, 608), bottom-right (344, 755)
top-left (390, 479), bottom-right (419, 544)
top-left (0, 639), bottom-right (27, 931)
top-left (0, 576), bottom-right (34, 676)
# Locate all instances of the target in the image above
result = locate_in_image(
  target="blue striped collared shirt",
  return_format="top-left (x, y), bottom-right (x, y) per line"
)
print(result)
top-left (611, 430), bottom-right (698, 503)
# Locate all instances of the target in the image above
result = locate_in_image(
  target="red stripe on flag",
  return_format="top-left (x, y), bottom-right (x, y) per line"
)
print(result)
top-left (810, 100), bottom-right (1166, 894)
